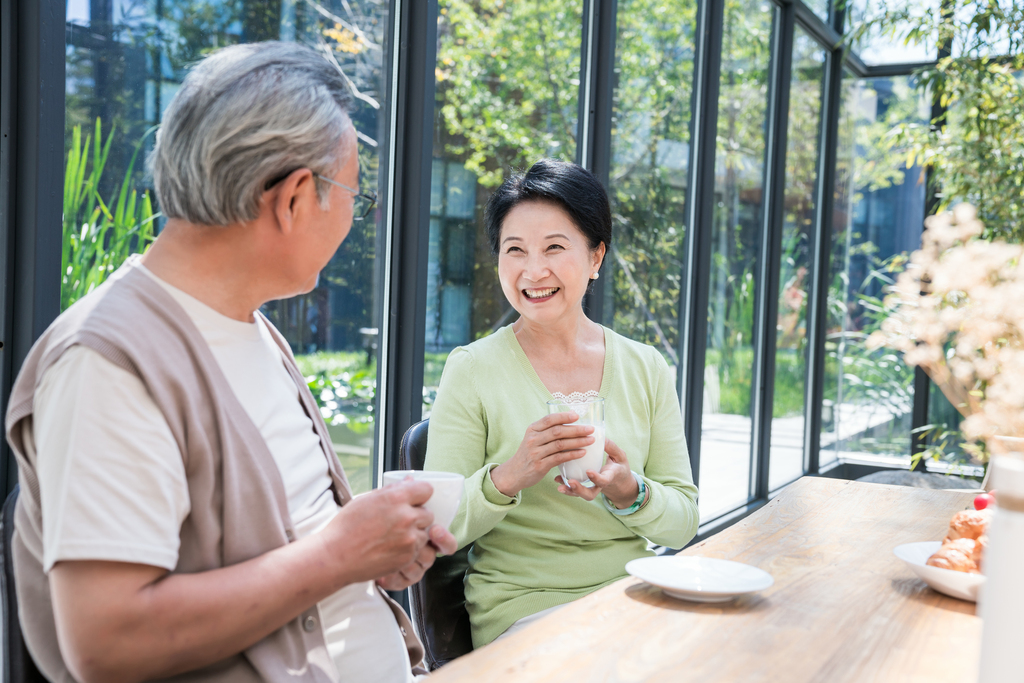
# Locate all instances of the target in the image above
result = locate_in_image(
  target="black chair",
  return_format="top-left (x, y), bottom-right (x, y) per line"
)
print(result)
top-left (399, 419), bottom-right (473, 670)
top-left (2, 486), bottom-right (48, 682)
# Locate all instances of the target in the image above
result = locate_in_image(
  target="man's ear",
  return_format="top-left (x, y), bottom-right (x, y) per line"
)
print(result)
top-left (271, 168), bottom-right (317, 235)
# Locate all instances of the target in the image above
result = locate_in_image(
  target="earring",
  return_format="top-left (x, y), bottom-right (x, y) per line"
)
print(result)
top-left (591, 272), bottom-right (600, 280)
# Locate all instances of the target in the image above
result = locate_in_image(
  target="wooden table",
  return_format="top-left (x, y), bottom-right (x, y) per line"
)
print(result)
top-left (429, 477), bottom-right (981, 683)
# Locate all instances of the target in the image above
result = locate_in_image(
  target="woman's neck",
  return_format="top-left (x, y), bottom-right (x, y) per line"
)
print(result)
top-left (512, 308), bottom-right (601, 357)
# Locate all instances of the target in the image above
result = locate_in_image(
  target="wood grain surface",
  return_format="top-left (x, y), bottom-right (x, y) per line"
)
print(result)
top-left (428, 477), bottom-right (981, 683)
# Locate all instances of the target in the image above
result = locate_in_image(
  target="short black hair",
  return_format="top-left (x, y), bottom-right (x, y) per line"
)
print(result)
top-left (484, 159), bottom-right (612, 256)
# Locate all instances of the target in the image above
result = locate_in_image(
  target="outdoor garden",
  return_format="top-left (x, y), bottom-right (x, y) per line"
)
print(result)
top-left (60, 0), bottom-right (1024, 490)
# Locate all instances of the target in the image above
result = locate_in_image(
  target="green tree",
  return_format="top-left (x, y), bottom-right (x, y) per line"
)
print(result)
top-left (436, 0), bottom-right (583, 187)
top-left (433, 0), bottom-right (583, 334)
top-left (850, 0), bottom-right (1024, 241)
top-left (604, 0), bottom-right (698, 356)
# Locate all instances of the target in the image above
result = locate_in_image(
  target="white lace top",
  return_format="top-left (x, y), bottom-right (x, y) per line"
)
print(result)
top-left (549, 390), bottom-right (600, 403)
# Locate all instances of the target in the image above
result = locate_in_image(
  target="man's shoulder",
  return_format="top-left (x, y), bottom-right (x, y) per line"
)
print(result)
top-left (37, 263), bottom-right (174, 367)
top-left (42, 344), bottom-right (123, 381)
top-left (66, 262), bottom-right (177, 334)
top-left (39, 345), bottom-right (141, 393)
top-left (8, 258), bottom-right (213, 448)
top-left (34, 344), bottom-right (171, 449)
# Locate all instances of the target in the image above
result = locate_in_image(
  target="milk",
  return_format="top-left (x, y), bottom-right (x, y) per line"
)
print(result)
top-left (558, 424), bottom-right (606, 487)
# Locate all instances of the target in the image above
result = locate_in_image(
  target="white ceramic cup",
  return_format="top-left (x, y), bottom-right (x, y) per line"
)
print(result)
top-left (380, 470), bottom-right (465, 530)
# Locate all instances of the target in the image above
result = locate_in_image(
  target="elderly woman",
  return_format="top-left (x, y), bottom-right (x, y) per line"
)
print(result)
top-left (424, 159), bottom-right (699, 647)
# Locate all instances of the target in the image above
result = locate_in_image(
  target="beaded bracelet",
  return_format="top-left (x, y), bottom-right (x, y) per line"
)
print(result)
top-left (602, 471), bottom-right (646, 516)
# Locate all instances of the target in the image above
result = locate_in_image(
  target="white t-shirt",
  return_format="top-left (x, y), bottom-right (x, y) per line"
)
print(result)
top-left (29, 264), bottom-right (412, 683)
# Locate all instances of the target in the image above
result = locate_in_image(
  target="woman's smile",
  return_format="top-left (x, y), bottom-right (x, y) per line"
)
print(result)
top-left (523, 287), bottom-right (560, 302)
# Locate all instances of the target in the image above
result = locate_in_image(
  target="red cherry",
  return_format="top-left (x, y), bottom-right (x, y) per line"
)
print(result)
top-left (974, 493), bottom-right (995, 510)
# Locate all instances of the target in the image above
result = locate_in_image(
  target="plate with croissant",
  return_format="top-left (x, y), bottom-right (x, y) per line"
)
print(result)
top-left (893, 507), bottom-right (991, 602)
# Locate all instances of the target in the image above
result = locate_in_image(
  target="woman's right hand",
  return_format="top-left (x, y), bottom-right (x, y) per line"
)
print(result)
top-left (490, 412), bottom-right (595, 497)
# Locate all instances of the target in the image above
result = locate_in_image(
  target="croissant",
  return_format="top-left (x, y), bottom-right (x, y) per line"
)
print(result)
top-left (973, 535), bottom-right (988, 571)
top-left (927, 538), bottom-right (980, 573)
top-left (944, 509), bottom-right (993, 542)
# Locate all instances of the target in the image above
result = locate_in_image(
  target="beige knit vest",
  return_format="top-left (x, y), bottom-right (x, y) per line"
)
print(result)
top-left (4, 259), bottom-right (423, 682)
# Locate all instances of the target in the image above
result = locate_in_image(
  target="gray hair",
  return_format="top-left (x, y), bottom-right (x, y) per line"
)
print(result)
top-left (151, 41), bottom-right (354, 226)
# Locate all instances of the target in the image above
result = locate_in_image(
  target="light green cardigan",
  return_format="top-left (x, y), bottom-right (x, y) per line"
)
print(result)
top-left (423, 324), bottom-right (700, 647)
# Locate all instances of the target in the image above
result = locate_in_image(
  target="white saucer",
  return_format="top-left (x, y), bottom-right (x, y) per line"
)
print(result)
top-left (626, 555), bottom-right (774, 603)
top-left (893, 541), bottom-right (986, 602)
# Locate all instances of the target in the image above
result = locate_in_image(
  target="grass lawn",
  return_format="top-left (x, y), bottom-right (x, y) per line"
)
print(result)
top-left (327, 423), bottom-right (373, 494)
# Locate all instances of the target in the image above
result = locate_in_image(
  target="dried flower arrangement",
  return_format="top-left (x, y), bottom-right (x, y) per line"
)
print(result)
top-left (868, 204), bottom-right (1024, 463)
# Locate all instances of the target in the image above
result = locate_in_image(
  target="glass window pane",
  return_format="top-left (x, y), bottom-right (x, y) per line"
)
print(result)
top-left (64, 1), bottom-right (391, 494)
top-left (604, 0), bottom-right (699, 382)
top-left (699, 0), bottom-right (774, 520)
top-left (847, 0), bottom-right (1013, 63)
top-left (805, 0), bottom-right (830, 23)
top-left (423, 0), bottom-right (584, 414)
top-left (950, 3), bottom-right (1020, 60)
top-left (766, 27), bottom-right (826, 491)
top-left (926, 382), bottom-right (969, 467)
top-left (844, 0), bottom-right (939, 65)
top-left (822, 74), bottom-right (928, 466)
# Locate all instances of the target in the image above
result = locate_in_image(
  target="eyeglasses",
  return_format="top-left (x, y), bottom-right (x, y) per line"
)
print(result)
top-left (263, 169), bottom-right (378, 221)
top-left (313, 174), bottom-right (378, 222)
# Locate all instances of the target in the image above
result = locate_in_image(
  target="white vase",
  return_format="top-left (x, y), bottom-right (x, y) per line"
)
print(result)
top-left (984, 437), bottom-right (1024, 489)
top-left (978, 455), bottom-right (1024, 682)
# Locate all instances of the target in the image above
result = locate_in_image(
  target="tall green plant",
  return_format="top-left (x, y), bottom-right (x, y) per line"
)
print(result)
top-left (62, 119), bottom-right (158, 310)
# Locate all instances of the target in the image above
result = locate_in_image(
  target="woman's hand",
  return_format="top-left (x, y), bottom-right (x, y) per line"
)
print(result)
top-left (556, 438), bottom-right (639, 507)
top-left (490, 412), bottom-right (595, 498)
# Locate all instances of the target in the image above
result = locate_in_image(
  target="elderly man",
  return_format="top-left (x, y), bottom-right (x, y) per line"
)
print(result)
top-left (5, 42), bottom-right (455, 683)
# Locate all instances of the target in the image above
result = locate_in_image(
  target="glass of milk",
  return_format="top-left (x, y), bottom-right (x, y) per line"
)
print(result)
top-left (546, 397), bottom-right (605, 488)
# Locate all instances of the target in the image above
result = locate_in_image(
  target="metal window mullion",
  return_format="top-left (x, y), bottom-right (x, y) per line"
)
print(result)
top-left (803, 33), bottom-right (845, 476)
top-left (830, 5), bottom-right (845, 73)
top-left (577, 0), bottom-right (617, 185)
top-left (791, 0), bottom-right (841, 53)
top-left (577, 0), bottom-right (617, 323)
top-left (750, 4), bottom-right (794, 501)
top-left (373, 0), bottom-right (402, 489)
top-left (864, 61), bottom-right (938, 78)
top-left (0, 0), bottom-right (65, 496)
top-left (375, 0), bottom-right (438, 483)
top-left (844, 51), bottom-right (869, 78)
top-left (911, 0), bottom-right (953, 463)
top-left (575, 0), bottom-right (597, 171)
top-left (677, 0), bottom-right (725, 487)
top-left (0, 0), bottom-right (17, 497)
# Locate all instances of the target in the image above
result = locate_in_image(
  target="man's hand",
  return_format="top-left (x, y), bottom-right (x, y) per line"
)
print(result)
top-left (318, 481), bottom-right (439, 585)
top-left (375, 525), bottom-right (458, 591)
top-left (47, 480), bottom-right (450, 683)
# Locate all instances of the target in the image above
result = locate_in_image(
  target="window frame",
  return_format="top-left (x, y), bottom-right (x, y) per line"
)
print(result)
top-left (0, 0), bottom-right (961, 546)
top-left (571, 0), bottom-right (946, 539)
top-left (0, 0), bottom-right (66, 496)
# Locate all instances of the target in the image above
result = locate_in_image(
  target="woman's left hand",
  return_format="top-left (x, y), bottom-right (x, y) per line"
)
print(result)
top-left (555, 438), bottom-right (638, 507)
